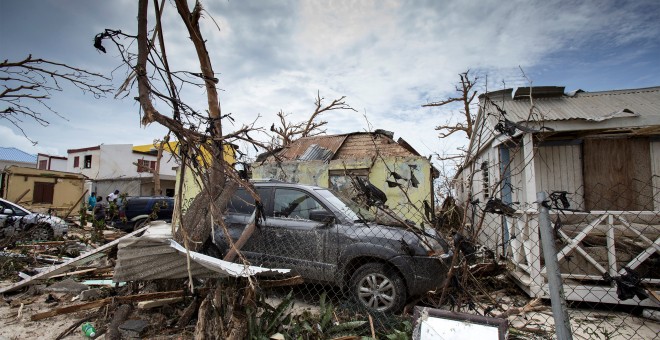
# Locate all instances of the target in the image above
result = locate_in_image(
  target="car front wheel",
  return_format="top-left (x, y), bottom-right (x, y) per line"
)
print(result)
top-left (350, 262), bottom-right (407, 313)
top-left (28, 224), bottom-right (54, 241)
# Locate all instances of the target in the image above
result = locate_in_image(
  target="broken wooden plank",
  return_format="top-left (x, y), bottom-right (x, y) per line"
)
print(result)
top-left (0, 226), bottom-right (149, 294)
top-left (223, 209), bottom-right (258, 262)
top-left (64, 189), bottom-right (88, 219)
top-left (31, 289), bottom-right (204, 321)
top-left (258, 275), bottom-right (304, 288)
top-left (137, 297), bottom-right (183, 309)
top-left (49, 268), bottom-right (99, 279)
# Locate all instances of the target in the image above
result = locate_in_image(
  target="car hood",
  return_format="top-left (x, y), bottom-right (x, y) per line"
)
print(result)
top-left (343, 223), bottom-right (449, 254)
top-left (19, 213), bottom-right (69, 232)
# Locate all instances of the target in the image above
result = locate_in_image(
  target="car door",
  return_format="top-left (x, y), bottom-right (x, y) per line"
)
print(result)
top-left (219, 187), bottom-right (272, 264)
top-left (0, 200), bottom-right (29, 235)
top-left (262, 188), bottom-right (334, 281)
top-left (0, 201), bottom-right (10, 230)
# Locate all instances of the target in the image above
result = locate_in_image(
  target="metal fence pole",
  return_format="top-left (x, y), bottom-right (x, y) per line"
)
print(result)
top-left (537, 191), bottom-right (573, 340)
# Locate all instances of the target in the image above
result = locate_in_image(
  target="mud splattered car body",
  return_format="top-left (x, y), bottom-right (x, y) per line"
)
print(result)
top-left (208, 181), bottom-right (452, 313)
top-left (0, 198), bottom-right (68, 240)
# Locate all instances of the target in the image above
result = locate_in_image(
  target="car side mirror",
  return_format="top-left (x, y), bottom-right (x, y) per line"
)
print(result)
top-left (3, 209), bottom-right (13, 215)
top-left (309, 209), bottom-right (335, 224)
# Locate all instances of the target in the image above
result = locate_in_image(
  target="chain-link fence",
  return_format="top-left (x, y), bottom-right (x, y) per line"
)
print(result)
top-left (214, 178), bottom-right (659, 339)
top-left (446, 179), bottom-right (660, 339)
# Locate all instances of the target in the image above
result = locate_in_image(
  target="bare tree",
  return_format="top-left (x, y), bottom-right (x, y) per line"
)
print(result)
top-left (0, 55), bottom-right (112, 144)
top-left (423, 70), bottom-right (479, 141)
top-left (270, 91), bottom-right (356, 146)
top-left (96, 2), bottom-right (271, 337)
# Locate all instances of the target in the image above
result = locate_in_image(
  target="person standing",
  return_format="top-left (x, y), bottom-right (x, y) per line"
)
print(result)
top-left (107, 189), bottom-right (120, 203)
top-left (94, 196), bottom-right (107, 221)
top-left (87, 192), bottom-right (97, 210)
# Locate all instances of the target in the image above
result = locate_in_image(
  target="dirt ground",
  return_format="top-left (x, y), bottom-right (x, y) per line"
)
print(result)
top-left (0, 285), bottom-right (87, 339)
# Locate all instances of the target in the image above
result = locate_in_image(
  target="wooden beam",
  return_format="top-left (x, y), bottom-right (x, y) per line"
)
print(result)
top-left (64, 189), bottom-right (88, 219)
top-left (0, 226), bottom-right (149, 294)
top-left (13, 189), bottom-right (30, 203)
top-left (223, 209), bottom-right (258, 262)
top-left (32, 290), bottom-right (198, 321)
top-left (137, 297), bottom-right (183, 309)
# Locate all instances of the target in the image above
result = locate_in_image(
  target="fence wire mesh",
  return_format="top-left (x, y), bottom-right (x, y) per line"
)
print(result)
top-left (217, 177), bottom-right (659, 339)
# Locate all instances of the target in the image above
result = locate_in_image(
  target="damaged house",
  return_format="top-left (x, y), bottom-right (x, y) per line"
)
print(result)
top-left (453, 86), bottom-right (660, 306)
top-left (67, 144), bottom-right (178, 197)
top-left (252, 130), bottom-right (438, 224)
top-left (0, 165), bottom-right (86, 215)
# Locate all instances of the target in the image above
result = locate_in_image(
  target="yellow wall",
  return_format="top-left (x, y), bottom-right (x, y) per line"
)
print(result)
top-left (1, 166), bottom-right (85, 216)
top-left (174, 144), bottom-right (237, 223)
top-left (252, 156), bottom-right (434, 224)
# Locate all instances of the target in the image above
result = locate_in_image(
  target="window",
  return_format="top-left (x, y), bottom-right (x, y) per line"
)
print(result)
top-left (0, 201), bottom-right (27, 216)
top-left (227, 188), bottom-right (269, 214)
top-left (73, 156), bottom-right (80, 168)
top-left (33, 182), bottom-right (55, 204)
top-left (84, 155), bottom-right (92, 169)
top-left (273, 189), bottom-right (326, 220)
top-left (583, 137), bottom-right (653, 211)
top-left (38, 160), bottom-right (48, 170)
top-left (137, 159), bottom-right (157, 173)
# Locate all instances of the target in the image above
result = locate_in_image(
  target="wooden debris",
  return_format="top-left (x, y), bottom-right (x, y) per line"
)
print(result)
top-left (31, 289), bottom-right (203, 321)
top-left (107, 304), bottom-right (132, 340)
top-left (258, 275), bottom-right (304, 288)
top-left (137, 297), bottom-right (183, 309)
top-left (54, 314), bottom-right (97, 340)
top-left (0, 226), bottom-right (148, 294)
top-left (175, 297), bottom-right (200, 329)
top-left (495, 298), bottom-right (547, 318)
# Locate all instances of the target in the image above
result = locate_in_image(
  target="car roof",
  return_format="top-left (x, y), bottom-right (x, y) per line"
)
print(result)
top-left (251, 181), bottom-right (327, 191)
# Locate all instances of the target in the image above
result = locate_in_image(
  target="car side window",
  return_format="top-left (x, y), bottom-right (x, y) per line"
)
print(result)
top-left (0, 201), bottom-right (27, 216)
top-left (272, 189), bottom-right (326, 220)
top-left (228, 189), bottom-right (255, 215)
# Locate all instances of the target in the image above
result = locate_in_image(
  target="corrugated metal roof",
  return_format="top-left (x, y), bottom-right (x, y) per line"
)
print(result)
top-left (114, 221), bottom-right (289, 282)
top-left (0, 147), bottom-right (37, 163)
top-left (298, 144), bottom-right (334, 161)
top-left (277, 134), bottom-right (349, 161)
top-left (482, 86), bottom-right (660, 123)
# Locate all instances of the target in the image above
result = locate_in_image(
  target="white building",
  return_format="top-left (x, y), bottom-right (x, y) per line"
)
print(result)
top-left (36, 153), bottom-right (68, 171)
top-left (67, 144), bottom-right (178, 197)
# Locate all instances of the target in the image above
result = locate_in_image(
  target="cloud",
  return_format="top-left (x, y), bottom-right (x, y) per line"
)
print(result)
top-left (2, 0), bottom-right (658, 166)
top-left (0, 125), bottom-right (60, 156)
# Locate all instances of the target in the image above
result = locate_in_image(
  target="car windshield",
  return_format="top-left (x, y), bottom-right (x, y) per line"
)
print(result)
top-left (315, 189), bottom-right (376, 222)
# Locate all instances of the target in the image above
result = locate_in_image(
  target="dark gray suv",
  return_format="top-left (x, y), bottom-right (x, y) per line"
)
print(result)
top-left (208, 181), bottom-right (451, 313)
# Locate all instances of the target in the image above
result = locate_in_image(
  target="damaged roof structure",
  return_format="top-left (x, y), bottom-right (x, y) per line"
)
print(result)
top-left (253, 130), bottom-right (439, 225)
top-left (453, 85), bottom-right (660, 307)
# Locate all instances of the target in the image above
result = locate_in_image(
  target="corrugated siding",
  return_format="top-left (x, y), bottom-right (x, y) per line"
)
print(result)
top-left (335, 134), bottom-right (412, 159)
top-left (534, 144), bottom-right (585, 210)
top-left (277, 135), bottom-right (347, 161)
top-left (0, 147), bottom-right (37, 163)
top-left (484, 87), bottom-right (660, 123)
top-left (298, 144), bottom-right (334, 161)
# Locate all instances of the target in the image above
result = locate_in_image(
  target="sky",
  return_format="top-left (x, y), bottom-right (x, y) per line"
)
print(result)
top-left (2, 0), bottom-right (660, 167)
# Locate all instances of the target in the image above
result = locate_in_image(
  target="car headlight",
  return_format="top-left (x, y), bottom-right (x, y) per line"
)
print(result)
top-left (419, 235), bottom-right (445, 256)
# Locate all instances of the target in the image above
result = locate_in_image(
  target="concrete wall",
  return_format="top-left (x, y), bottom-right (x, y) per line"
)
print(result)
top-left (37, 155), bottom-right (67, 171)
top-left (68, 148), bottom-right (102, 178)
top-left (1, 166), bottom-right (85, 216)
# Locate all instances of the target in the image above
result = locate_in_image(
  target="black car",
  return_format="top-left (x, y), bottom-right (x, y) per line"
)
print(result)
top-left (207, 181), bottom-right (452, 313)
top-left (113, 196), bottom-right (174, 231)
